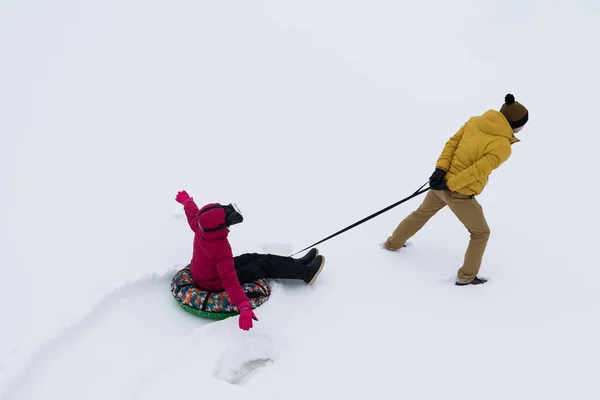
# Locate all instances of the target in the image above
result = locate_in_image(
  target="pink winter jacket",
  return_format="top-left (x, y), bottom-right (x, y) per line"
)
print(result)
top-left (183, 200), bottom-right (249, 308)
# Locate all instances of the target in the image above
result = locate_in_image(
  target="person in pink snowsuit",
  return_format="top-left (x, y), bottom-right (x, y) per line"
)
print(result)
top-left (175, 190), bottom-right (325, 331)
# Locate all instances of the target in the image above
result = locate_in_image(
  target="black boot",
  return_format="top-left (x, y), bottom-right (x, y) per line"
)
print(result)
top-left (296, 248), bottom-right (319, 264)
top-left (455, 276), bottom-right (488, 286)
top-left (304, 255), bottom-right (325, 285)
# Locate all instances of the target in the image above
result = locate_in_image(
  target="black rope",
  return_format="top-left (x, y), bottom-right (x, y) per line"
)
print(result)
top-left (290, 182), bottom-right (430, 257)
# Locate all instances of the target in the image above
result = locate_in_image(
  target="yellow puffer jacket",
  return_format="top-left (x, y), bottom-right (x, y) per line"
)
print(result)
top-left (436, 109), bottom-right (519, 196)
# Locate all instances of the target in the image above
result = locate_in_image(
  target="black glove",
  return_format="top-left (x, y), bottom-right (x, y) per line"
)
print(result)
top-left (429, 168), bottom-right (446, 187)
top-left (430, 179), bottom-right (450, 191)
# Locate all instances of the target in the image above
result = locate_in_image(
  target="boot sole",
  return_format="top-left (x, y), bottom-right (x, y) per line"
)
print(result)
top-left (307, 256), bottom-right (325, 286)
top-left (455, 278), bottom-right (487, 286)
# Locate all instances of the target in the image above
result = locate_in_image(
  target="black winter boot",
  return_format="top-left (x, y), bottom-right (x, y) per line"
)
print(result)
top-left (296, 248), bottom-right (319, 264)
top-left (304, 255), bottom-right (325, 285)
top-left (455, 277), bottom-right (488, 286)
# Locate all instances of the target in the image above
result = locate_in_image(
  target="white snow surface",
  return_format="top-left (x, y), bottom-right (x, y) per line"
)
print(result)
top-left (1, 1), bottom-right (600, 399)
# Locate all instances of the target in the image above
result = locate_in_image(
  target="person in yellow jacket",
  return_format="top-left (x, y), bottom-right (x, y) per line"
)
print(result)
top-left (383, 94), bottom-right (529, 286)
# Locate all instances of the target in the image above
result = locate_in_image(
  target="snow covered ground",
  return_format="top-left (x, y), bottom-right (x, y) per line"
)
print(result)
top-left (1, 1), bottom-right (599, 399)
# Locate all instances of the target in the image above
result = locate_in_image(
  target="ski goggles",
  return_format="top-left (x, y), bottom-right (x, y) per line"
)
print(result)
top-left (199, 203), bottom-right (244, 232)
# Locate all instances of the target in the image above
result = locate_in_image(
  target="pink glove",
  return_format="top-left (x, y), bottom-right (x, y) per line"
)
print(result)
top-left (175, 190), bottom-right (193, 205)
top-left (238, 301), bottom-right (258, 331)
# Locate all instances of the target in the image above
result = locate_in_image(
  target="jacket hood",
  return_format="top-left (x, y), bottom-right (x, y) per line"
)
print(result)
top-left (198, 203), bottom-right (229, 240)
top-left (476, 110), bottom-right (520, 144)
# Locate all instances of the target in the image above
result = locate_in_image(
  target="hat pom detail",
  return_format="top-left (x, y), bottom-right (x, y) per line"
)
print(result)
top-left (505, 93), bottom-right (515, 105)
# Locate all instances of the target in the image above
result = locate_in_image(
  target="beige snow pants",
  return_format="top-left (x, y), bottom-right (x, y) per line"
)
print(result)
top-left (384, 189), bottom-right (490, 283)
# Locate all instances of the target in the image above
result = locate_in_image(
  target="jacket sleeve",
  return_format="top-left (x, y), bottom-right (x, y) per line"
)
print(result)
top-left (436, 124), bottom-right (466, 172)
top-left (214, 243), bottom-right (249, 308)
top-left (183, 200), bottom-right (200, 233)
top-left (447, 143), bottom-right (511, 192)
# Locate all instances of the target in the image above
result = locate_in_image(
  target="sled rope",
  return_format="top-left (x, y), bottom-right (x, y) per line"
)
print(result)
top-left (290, 182), bottom-right (430, 256)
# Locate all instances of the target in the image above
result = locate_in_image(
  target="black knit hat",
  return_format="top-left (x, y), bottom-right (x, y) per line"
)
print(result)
top-left (500, 94), bottom-right (528, 129)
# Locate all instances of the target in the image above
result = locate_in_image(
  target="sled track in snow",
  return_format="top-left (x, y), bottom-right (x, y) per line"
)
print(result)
top-left (1, 268), bottom-right (209, 400)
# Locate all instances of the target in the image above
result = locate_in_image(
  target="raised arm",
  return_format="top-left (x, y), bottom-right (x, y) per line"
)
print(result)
top-left (175, 190), bottom-right (200, 233)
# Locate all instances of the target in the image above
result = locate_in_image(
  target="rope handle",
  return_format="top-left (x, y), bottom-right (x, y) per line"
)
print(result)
top-left (290, 182), bottom-right (430, 256)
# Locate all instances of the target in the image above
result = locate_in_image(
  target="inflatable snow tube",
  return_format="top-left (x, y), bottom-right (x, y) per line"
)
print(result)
top-left (170, 266), bottom-right (271, 320)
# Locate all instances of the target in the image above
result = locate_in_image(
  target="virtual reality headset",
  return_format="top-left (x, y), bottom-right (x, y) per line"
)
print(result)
top-left (199, 203), bottom-right (244, 232)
